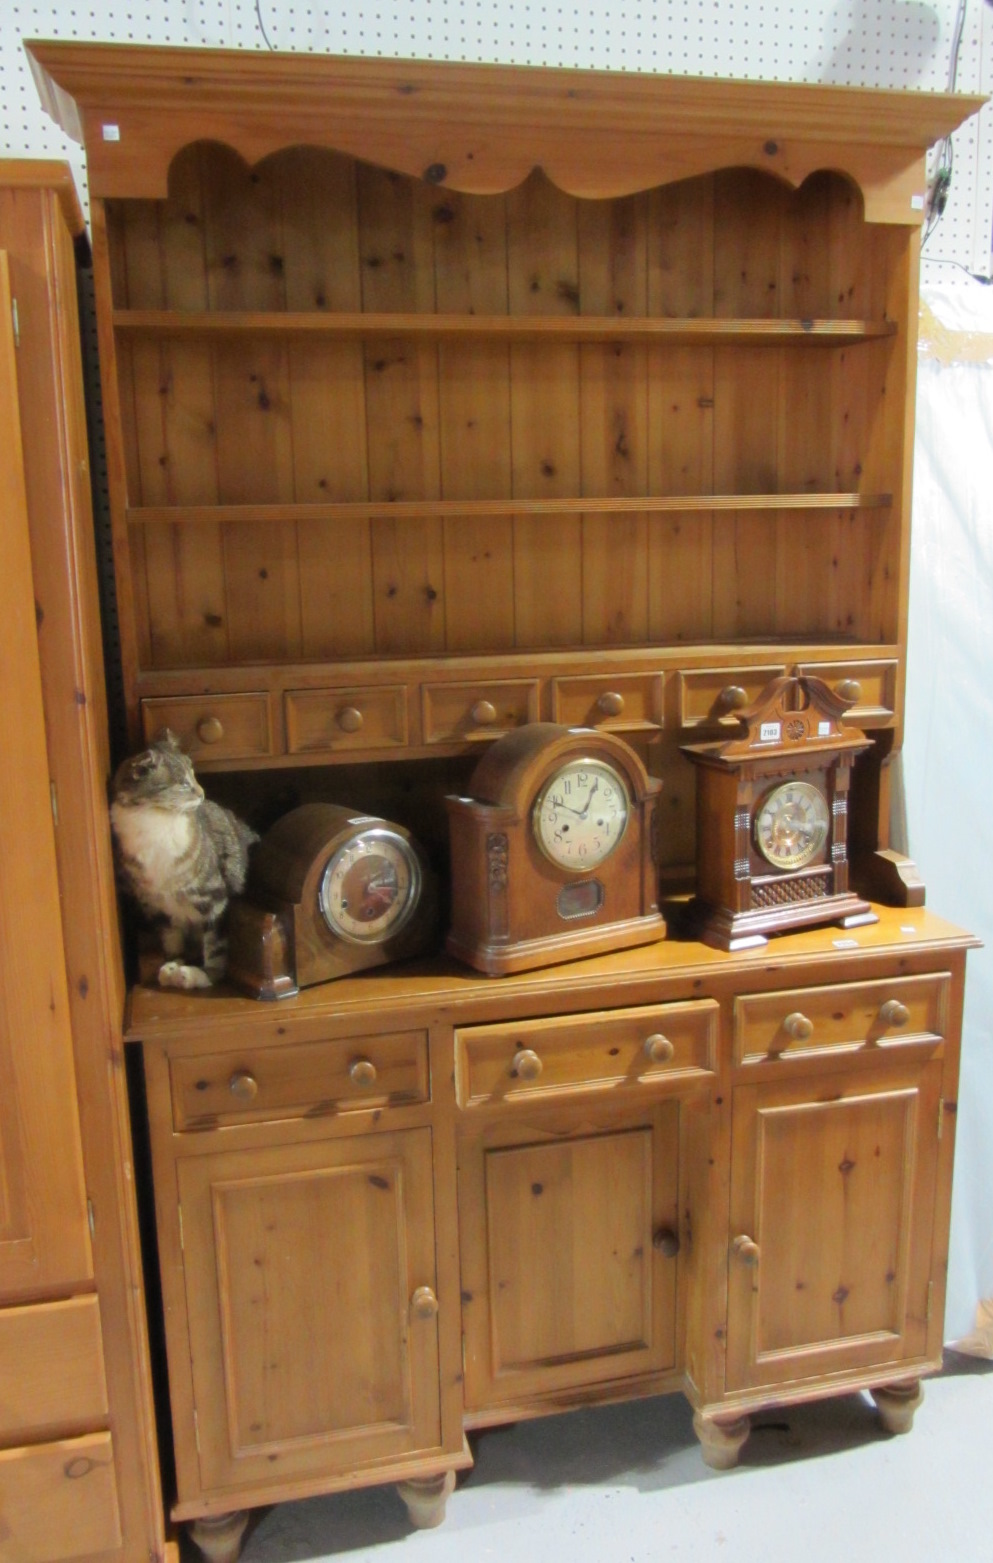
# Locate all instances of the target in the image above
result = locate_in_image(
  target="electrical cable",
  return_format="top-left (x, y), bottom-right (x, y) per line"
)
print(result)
top-left (255, 0), bottom-right (276, 51)
top-left (923, 0), bottom-right (969, 248)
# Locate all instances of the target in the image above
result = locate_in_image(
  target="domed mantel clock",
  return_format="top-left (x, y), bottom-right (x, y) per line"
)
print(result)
top-left (681, 675), bottom-right (879, 952)
top-left (227, 803), bottom-right (437, 998)
top-left (446, 724), bottom-right (665, 976)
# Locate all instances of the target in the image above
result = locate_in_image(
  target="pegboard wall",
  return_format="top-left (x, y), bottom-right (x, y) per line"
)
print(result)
top-left (2, 0), bottom-right (992, 278)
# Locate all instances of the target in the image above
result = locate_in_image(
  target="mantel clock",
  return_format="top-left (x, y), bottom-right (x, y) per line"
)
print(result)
top-left (681, 675), bottom-right (878, 951)
top-left (446, 724), bottom-right (665, 976)
top-left (227, 803), bottom-right (437, 998)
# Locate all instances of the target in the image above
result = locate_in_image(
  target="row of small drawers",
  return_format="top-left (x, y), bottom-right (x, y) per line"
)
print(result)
top-left (170, 972), bottom-right (948, 1130)
top-left (140, 659), bottom-right (897, 763)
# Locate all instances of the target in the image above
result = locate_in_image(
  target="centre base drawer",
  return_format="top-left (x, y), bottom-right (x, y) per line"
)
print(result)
top-left (455, 1000), bottom-right (718, 1107)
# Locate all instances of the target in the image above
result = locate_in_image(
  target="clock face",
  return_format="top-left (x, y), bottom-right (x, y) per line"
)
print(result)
top-left (318, 829), bottom-right (421, 945)
top-left (754, 780), bottom-right (830, 870)
top-left (533, 758), bottom-right (630, 873)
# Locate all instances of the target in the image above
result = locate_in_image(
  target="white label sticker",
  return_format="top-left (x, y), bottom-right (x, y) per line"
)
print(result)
top-left (102, 123), bottom-right (121, 141)
top-left (818, 721), bottom-right (831, 735)
top-left (900, 925), bottom-right (918, 935)
top-left (911, 193), bottom-right (925, 211)
top-left (759, 721), bottom-right (781, 742)
top-left (832, 937), bottom-right (860, 949)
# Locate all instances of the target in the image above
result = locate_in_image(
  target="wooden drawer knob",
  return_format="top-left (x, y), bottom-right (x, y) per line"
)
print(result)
top-left (196, 715), bottom-right (225, 745)
top-left (411, 1285), bottom-right (439, 1320)
top-left (835, 679), bottom-right (863, 704)
top-left (596, 690), bottom-right (625, 717)
top-left (349, 1058), bottom-right (378, 1088)
top-left (471, 699), bottom-right (498, 727)
top-left (879, 999), bottom-right (910, 1027)
top-left (228, 1071), bottom-right (258, 1101)
top-left (783, 1011), bottom-right (814, 1041)
top-left (512, 1048), bottom-right (543, 1081)
top-left (719, 684), bottom-right (748, 711)
top-left (653, 1226), bottom-right (681, 1257)
top-left (733, 1235), bottom-right (761, 1266)
top-left (336, 705), bottom-right (364, 734)
top-left (644, 1033), bottom-right (675, 1064)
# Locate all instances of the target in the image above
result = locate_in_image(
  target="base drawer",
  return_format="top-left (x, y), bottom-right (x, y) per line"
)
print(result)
top-left (171, 1030), bottom-right (430, 1129)
top-left (0, 1433), bottom-right (122, 1563)
top-left (456, 1000), bottom-right (718, 1107)
top-left (735, 972), bottom-right (950, 1065)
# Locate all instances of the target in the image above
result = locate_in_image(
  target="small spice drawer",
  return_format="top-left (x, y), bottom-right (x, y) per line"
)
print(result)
top-left (734, 972), bottom-right (950, 1066)
top-left (675, 665), bottom-right (785, 728)
top-left (421, 679), bottom-right (540, 743)
top-left (170, 1030), bottom-right (430, 1130)
top-left (455, 1000), bottom-right (719, 1108)
top-left (550, 672), bottom-right (663, 731)
top-left (795, 658), bottom-right (898, 725)
top-left (140, 692), bottom-right (271, 761)
top-left (284, 685), bottom-right (408, 754)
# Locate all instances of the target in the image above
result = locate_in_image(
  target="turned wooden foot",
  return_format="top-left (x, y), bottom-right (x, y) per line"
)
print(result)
top-left (189, 1511), bottom-right (250, 1563)
top-left (871, 1378), bottom-right (924, 1435)
top-left (693, 1410), bottom-right (751, 1470)
top-left (396, 1469), bottom-right (456, 1528)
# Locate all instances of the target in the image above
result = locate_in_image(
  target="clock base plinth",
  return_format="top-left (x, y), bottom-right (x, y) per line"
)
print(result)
top-left (446, 911), bottom-right (667, 978)
top-left (689, 892), bottom-right (878, 953)
top-left (226, 903), bottom-right (299, 1001)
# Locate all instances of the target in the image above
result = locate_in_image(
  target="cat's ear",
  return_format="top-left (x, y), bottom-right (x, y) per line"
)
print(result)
top-left (154, 727), bottom-right (184, 753)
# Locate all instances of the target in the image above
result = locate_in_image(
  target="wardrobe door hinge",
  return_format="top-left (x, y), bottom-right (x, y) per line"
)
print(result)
top-left (926, 1279), bottom-right (934, 1325)
top-left (937, 1099), bottom-right (945, 1141)
top-left (50, 782), bottom-right (59, 826)
top-left (87, 1198), bottom-right (96, 1237)
top-left (11, 297), bottom-right (19, 347)
top-left (193, 1407), bottom-right (200, 1454)
top-left (178, 1204), bottom-right (185, 1251)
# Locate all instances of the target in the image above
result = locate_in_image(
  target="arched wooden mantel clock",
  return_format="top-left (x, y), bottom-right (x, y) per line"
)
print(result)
top-left (681, 674), bottom-right (879, 951)
top-left (446, 724), bottom-right (665, 975)
top-left (227, 803), bottom-right (438, 998)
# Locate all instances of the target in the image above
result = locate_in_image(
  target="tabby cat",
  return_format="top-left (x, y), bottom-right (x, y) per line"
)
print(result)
top-left (110, 730), bottom-right (258, 990)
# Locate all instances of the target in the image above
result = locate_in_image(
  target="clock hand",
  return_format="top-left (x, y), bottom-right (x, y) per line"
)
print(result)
top-left (550, 793), bottom-right (584, 817)
top-left (577, 779), bottom-right (600, 820)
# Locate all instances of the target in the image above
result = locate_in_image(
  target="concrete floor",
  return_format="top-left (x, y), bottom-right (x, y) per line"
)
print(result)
top-left (208, 1352), bottom-right (993, 1563)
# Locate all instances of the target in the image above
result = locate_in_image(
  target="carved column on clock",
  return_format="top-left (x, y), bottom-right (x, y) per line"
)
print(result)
top-left (486, 832), bottom-right (510, 943)
top-left (831, 762), bottom-right (853, 890)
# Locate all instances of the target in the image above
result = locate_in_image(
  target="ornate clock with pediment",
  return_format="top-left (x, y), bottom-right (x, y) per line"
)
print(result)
top-left (681, 675), bottom-right (878, 951)
top-left (446, 724), bottom-right (665, 976)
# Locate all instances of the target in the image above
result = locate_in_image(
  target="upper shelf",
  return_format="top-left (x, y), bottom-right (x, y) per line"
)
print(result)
top-left (113, 310), bottom-right (897, 347)
top-left (27, 40), bottom-right (985, 221)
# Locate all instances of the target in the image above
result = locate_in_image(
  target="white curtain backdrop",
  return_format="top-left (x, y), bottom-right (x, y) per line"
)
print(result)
top-left (907, 277), bottom-right (993, 1347)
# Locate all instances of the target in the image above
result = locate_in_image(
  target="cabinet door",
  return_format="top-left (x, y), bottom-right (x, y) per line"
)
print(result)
top-left (177, 1127), bottom-right (441, 1496)
top-left (0, 250), bottom-right (91, 1298)
top-left (726, 1060), bottom-right (942, 1393)
top-left (459, 1103), bottom-right (681, 1410)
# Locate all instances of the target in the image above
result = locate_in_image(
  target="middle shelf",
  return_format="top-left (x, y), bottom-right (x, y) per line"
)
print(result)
top-left (126, 492), bottom-right (893, 525)
top-left (113, 310), bottom-right (899, 346)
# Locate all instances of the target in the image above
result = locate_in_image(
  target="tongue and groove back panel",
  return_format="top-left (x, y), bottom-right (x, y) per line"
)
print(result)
top-left (108, 147), bottom-right (907, 669)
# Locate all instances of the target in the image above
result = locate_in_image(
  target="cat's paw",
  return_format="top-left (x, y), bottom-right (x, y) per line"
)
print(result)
top-left (158, 960), bottom-right (213, 990)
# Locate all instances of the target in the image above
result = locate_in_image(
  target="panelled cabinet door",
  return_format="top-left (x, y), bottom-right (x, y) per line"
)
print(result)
top-left (0, 249), bottom-right (91, 1299)
top-left (459, 1105), bottom-right (681, 1410)
top-left (176, 1127), bottom-right (441, 1497)
top-left (725, 1060), bottom-right (942, 1393)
